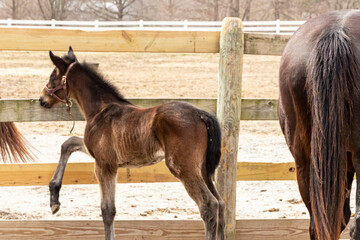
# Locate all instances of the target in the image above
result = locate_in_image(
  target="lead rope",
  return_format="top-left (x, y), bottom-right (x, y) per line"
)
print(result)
top-left (63, 63), bottom-right (76, 134)
top-left (66, 100), bottom-right (75, 134)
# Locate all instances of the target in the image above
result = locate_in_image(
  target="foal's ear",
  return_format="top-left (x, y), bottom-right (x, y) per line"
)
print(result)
top-left (49, 51), bottom-right (67, 73)
top-left (67, 46), bottom-right (78, 62)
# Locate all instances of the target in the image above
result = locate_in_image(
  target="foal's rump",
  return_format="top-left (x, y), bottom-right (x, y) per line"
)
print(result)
top-left (154, 101), bottom-right (221, 176)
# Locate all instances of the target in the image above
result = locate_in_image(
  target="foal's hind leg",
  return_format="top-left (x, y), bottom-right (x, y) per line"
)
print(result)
top-left (203, 173), bottom-right (225, 240)
top-left (49, 136), bottom-right (87, 214)
top-left (95, 163), bottom-right (117, 240)
top-left (181, 174), bottom-right (219, 240)
top-left (166, 158), bottom-right (219, 240)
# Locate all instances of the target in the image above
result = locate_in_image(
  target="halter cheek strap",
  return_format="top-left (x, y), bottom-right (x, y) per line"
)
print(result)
top-left (44, 62), bottom-right (77, 133)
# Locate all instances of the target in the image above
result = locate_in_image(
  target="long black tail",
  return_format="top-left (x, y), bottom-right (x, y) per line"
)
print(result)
top-left (306, 26), bottom-right (360, 240)
top-left (199, 110), bottom-right (222, 176)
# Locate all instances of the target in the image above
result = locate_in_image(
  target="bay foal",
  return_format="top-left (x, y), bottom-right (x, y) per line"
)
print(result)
top-left (39, 48), bottom-right (224, 240)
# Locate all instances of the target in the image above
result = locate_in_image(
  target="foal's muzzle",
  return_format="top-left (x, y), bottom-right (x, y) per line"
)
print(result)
top-left (39, 96), bottom-right (52, 108)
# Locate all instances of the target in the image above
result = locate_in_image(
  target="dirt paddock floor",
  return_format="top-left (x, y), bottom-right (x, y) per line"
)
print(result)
top-left (0, 51), bottom-right (356, 222)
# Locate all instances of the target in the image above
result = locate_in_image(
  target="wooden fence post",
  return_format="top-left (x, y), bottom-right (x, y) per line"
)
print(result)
top-left (215, 17), bottom-right (243, 239)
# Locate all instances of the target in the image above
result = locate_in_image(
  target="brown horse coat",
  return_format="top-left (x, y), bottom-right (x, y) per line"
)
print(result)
top-left (279, 10), bottom-right (360, 240)
top-left (40, 48), bottom-right (224, 240)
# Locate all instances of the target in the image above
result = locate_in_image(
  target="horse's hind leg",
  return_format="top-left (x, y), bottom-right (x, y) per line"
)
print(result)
top-left (203, 173), bottom-right (225, 240)
top-left (280, 111), bottom-right (316, 239)
top-left (343, 170), bottom-right (354, 231)
top-left (349, 150), bottom-right (360, 240)
top-left (95, 163), bottom-right (117, 240)
top-left (49, 136), bottom-right (87, 214)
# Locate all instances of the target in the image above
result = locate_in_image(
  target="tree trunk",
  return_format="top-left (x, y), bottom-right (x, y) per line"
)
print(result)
top-left (273, 0), bottom-right (280, 19)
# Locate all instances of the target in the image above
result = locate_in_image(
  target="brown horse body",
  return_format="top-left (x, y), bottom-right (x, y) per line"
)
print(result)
top-left (40, 48), bottom-right (224, 240)
top-left (279, 10), bottom-right (360, 240)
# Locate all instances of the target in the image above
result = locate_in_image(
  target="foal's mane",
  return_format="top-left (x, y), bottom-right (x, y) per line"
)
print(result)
top-left (77, 61), bottom-right (131, 105)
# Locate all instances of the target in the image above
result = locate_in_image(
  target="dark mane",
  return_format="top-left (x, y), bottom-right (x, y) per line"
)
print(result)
top-left (78, 62), bottom-right (131, 104)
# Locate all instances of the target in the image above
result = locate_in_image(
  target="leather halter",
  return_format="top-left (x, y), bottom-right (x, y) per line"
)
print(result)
top-left (44, 62), bottom-right (77, 133)
top-left (44, 62), bottom-right (76, 106)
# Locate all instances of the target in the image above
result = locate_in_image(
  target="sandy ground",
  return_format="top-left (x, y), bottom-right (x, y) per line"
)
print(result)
top-left (0, 51), bottom-right (357, 222)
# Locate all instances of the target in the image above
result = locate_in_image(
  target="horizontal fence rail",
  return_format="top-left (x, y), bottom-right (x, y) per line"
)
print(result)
top-left (0, 19), bottom-right (305, 34)
top-left (0, 161), bottom-right (296, 186)
top-left (0, 98), bottom-right (278, 122)
top-left (0, 28), bottom-right (290, 55)
top-left (0, 219), bottom-right (350, 239)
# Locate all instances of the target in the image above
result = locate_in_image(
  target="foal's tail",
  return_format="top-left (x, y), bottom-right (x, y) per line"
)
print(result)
top-left (307, 26), bottom-right (360, 240)
top-left (0, 122), bottom-right (35, 163)
top-left (199, 110), bottom-right (222, 177)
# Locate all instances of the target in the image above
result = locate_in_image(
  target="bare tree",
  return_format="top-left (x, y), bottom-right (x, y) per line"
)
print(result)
top-left (37, 0), bottom-right (75, 20)
top-left (83, 0), bottom-right (136, 20)
top-left (212, 0), bottom-right (219, 20)
top-left (241, 0), bottom-right (252, 20)
top-left (149, 0), bottom-right (184, 20)
top-left (325, 0), bottom-right (360, 10)
top-left (0, 0), bottom-right (30, 19)
top-left (226, 0), bottom-right (240, 18)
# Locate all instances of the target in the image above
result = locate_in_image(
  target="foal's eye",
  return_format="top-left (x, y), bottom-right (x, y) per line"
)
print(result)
top-left (49, 71), bottom-right (57, 84)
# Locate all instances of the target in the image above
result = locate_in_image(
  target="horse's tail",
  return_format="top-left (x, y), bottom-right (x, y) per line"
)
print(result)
top-left (0, 122), bottom-right (35, 163)
top-left (307, 26), bottom-right (360, 239)
top-left (199, 110), bottom-right (222, 177)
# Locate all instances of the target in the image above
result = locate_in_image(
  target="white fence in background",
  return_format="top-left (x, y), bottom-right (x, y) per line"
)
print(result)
top-left (0, 19), bottom-right (305, 34)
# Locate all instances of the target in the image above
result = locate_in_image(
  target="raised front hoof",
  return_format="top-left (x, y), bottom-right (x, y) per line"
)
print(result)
top-left (51, 203), bottom-right (60, 214)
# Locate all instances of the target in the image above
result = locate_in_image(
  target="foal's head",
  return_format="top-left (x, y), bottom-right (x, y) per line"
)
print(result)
top-left (39, 47), bottom-right (78, 108)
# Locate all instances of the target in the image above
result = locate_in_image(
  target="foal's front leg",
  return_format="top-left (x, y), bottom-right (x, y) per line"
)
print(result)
top-left (95, 163), bottom-right (117, 240)
top-left (49, 136), bottom-right (87, 214)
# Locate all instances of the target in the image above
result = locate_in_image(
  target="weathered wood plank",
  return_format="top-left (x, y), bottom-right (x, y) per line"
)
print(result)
top-left (236, 219), bottom-right (350, 240)
top-left (0, 219), bottom-right (350, 239)
top-left (0, 28), bottom-right (220, 53)
top-left (0, 98), bottom-right (279, 122)
top-left (244, 33), bottom-right (291, 56)
top-left (0, 162), bottom-right (174, 186)
top-left (0, 98), bottom-right (84, 122)
top-left (215, 17), bottom-right (243, 240)
top-left (0, 98), bottom-right (216, 122)
top-left (0, 162), bottom-right (297, 186)
top-left (241, 98), bottom-right (278, 120)
top-left (0, 28), bottom-right (289, 55)
top-left (237, 162), bottom-right (296, 181)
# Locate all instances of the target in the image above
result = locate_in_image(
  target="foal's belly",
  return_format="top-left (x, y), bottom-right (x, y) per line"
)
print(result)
top-left (117, 150), bottom-right (165, 168)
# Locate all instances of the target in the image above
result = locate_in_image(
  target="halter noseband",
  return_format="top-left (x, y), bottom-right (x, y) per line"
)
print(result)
top-left (44, 61), bottom-right (77, 133)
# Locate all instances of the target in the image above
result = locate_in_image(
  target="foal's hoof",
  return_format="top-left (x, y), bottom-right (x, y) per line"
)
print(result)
top-left (51, 204), bottom-right (60, 214)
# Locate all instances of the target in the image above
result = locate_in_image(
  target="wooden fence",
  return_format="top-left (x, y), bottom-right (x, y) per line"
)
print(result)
top-left (0, 98), bottom-right (278, 122)
top-left (0, 18), bottom-right (331, 240)
top-left (0, 219), bottom-right (351, 239)
top-left (0, 161), bottom-right (296, 186)
top-left (0, 27), bottom-right (289, 55)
